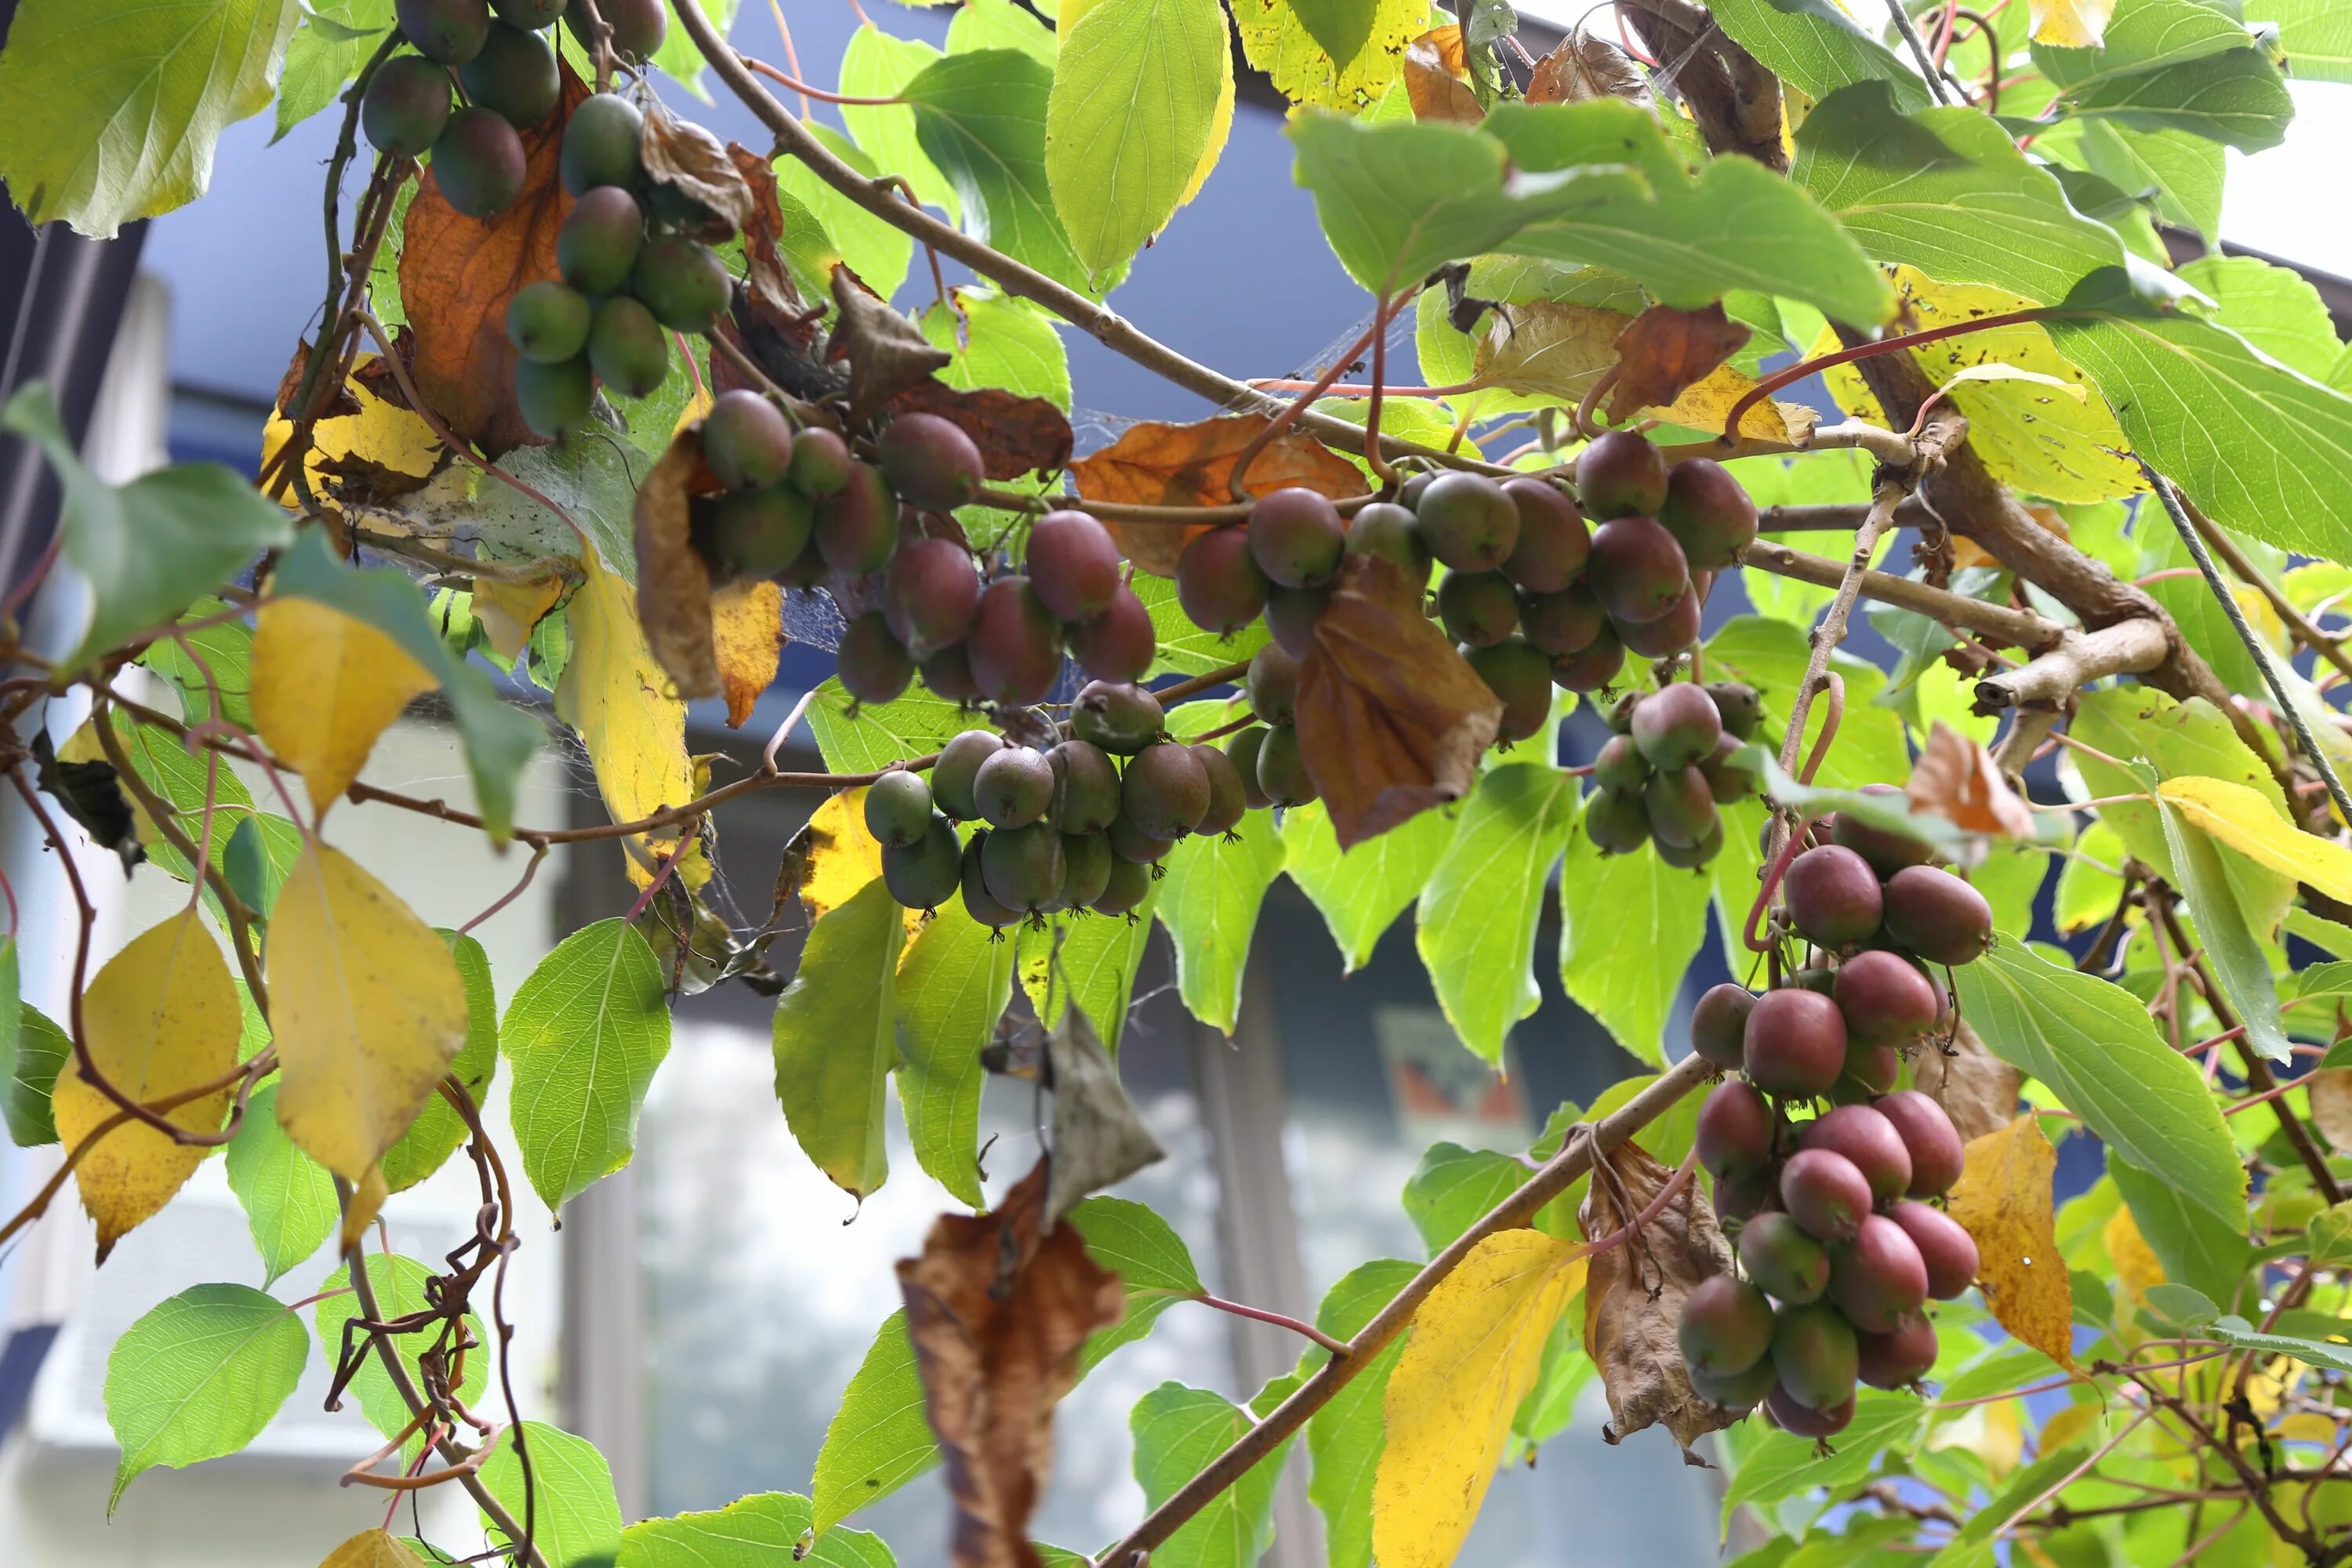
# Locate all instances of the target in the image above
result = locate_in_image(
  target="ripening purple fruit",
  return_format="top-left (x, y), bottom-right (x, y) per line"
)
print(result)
top-left (1889, 1200), bottom-right (1979, 1300)
top-left (1801, 1103), bottom-right (1914, 1206)
top-left (1784, 844), bottom-right (1885, 952)
top-left (1780, 1148), bottom-right (1875, 1243)
top-left (1743, 988), bottom-right (1847, 1098)
top-left (1875, 1090), bottom-right (1966, 1197)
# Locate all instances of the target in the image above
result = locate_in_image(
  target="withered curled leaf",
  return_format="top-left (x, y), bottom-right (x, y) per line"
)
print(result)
top-left (829, 268), bottom-right (953, 423)
top-left (1403, 27), bottom-right (1483, 124)
top-left (1914, 1019), bottom-right (2024, 1145)
top-left (1908, 720), bottom-right (2034, 838)
top-left (1527, 30), bottom-right (1650, 106)
top-left (898, 1159), bottom-right (1125, 1568)
top-left (1606, 303), bottom-right (1752, 426)
top-left (1068, 413), bottom-right (1362, 576)
top-left (1294, 554), bottom-right (1501, 848)
top-left (727, 142), bottom-right (804, 317)
top-left (632, 428), bottom-right (722, 702)
top-left (640, 109), bottom-right (757, 245)
top-left (1043, 1005), bottom-right (1164, 1228)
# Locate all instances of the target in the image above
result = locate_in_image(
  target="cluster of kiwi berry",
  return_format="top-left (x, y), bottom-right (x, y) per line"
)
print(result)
top-left (1675, 804), bottom-right (1998, 1436)
top-left (858, 680), bottom-right (1247, 924)
top-left (1585, 679), bottom-right (1760, 868)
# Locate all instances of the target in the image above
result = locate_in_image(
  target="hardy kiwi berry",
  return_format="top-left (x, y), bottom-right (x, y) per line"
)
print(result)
top-left (1468, 641), bottom-right (1553, 743)
top-left (1254, 723), bottom-right (1316, 807)
top-left (1498, 477), bottom-right (1588, 593)
top-left (1175, 527), bottom-right (1269, 635)
top-left (362, 56), bottom-right (453, 158)
top-left (701, 390), bottom-right (794, 492)
top-left (931, 730), bottom-right (1005, 821)
top-left (1436, 571), bottom-right (1520, 648)
top-left (1025, 510), bottom-right (1123, 622)
top-left (430, 108), bottom-right (528, 220)
top-left (883, 538), bottom-right (981, 659)
top-left (879, 412), bottom-right (985, 512)
top-left (557, 185), bottom-right (644, 294)
top-left (835, 612), bottom-right (913, 705)
top-left (1066, 585), bottom-right (1155, 684)
top-left (1248, 488), bottom-right (1346, 589)
top-left (1740, 1212), bottom-right (1831, 1306)
top-left (1630, 682), bottom-right (1722, 770)
top-left (1574, 430), bottom-right (1668, 519)
top-left (882, 816), bottom-right (961, 911)
top-left (1047, 741), bottom-right (1122, 836)
top-left (967, 578), bottom-right (1063, 705)
top-left (1784, 845), bottom-right (1886, 951)
top-left (1413, 473), bottom-right (1519, 571)
top-left (863, 771), bottom-right (935, 849)
top-left (1121, 742), bottom-right (1210, 840)
top-left (560, 93), bottom-right (644, 196)
top-left (1072, 681), bottom-right (1163, 755)
top-left (972, 746), bottom-right (1054, 829)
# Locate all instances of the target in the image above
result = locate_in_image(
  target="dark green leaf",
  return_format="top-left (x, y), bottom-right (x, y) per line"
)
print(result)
top-left (775, 879), bottom-right (906, 1200)
top-left (274, 0), bottom-right (392, 141)
top-left (501, 916), bottom-right (672, 1210)
top-left (1402, 1143), bottom-right (1526, 1256)
top-left (380, 931), bottom-right (499, 1192)
top-left (480, 1422), bottom-right (622, 1568)
top-left (2053, 44), bottom-right (2295, 151)
top-left (137, 597), bottom-right (256, 729)
top-left (1281, 800), bottom-right (1456, 974)
top-left (1301, 1259), bottom-right (1417, 1568)
top-left (897, 898), bottom-right (1014, 1209)
top-left (2203, 1314), bottom-right (2352, 1374)
top-left (1416, 763), bottom-right (1578, 1065)
top-left (103, 1283), bottom-right (308, 1510)
top-left (1722, 1392), bottom-right (1926, 1515)
top-left (1156, 808), bottom-right (1285, 1033)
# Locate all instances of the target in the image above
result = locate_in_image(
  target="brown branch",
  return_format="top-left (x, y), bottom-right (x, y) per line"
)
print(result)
top-left (1739, 539), bottom-right (2060, 648)
top-left (1973, 619), bottom-right (2170, 710)
top-left (1757, 499), bottom-right (1936, 533)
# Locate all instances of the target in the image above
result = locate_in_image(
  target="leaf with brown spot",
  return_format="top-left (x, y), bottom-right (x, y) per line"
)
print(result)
top-left (728, 142), bottom-right (804, 315)
top-left (631, 429), bottom-right (722, 702)
top-left (1947, 1112), bottom-right (2075, 1368)
top-left (1577, 1137), bottom-right (1739, 1454)
top-left (1295, 554), bottom-right (1501, 848)
top-left (1475, 301), bottom-right (1793, 442)
top-left (276, 339), bottom-right (359, 423)
top-left (1403, 27), bottom-right (1482, 123)
top-left (1909, 720), bottom-right (2034, 838)
top-left (1526, 30), bottom-right (1650, 106)
top-left (398, 60), bottom-right (590, 457)
top-left (1915, 1020), bottom-right (2022, 1145)
top-left (1069, 414), bottom-right (1363, 576)
top-left (830, 268), bottom-right (952, 423)
top-left (1606, 303), bottom-right (1751, 426)
top-left (712, 579), bottom-right (783, 728)
top-left (641, 109), bottom-right (757, 245)
top-left (893, 379), bottom-right (1073, 482)
top-left (898, 1157), bottom-right (1125, 1568)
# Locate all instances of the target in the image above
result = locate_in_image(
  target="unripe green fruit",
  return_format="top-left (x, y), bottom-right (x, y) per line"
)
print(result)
top-left (1265, 583), bottom-right (1328, 659)
top-left (1226, 727), bottom-right (1273, 811)
top-left (631, 237), bottom-right (731, 333)
top-left (702, 390), bottom-right (793, 492)
top-left (1247, 643), bottom-right (1299, 726)
top-left (1882, 865), bottom-right (1994, 967)
top-left (1658, 457), bottom-right (1757, 571)
top-left (1695, 1079), bottom-right (1773, 1182)
top-left (1643, 765), bottom-right (1717, 850)
top-left (1436, 570), bottom-right (1519, 648)
top-left (458, 20), bottom-right (558, 126)
top-left (1025, 510), bottom-right (1123, 622)
top-left (561, 93), bottom-right (643, 196)
top-left (516, 353), bottom-right (593, 439)
top-left (973, 746), bottom-right (1054, 829)
top-left (1606, 691), bottom-right (1642, 734)
top-left (1631, 683), bottom-right (1722, 771)
top-left (837, 612), bottom-right (913, 705)
top-left (1091, 855), bottom-right (1152, 917)
top-left (1765, 1384), bottom-right (1854, 1437)
top-left (813, 463), bottom-right (898, 575)
top-left (1345, 501), bottom-right (1429, 586)
top-left (1655, 819), bottom-right (1724, 869)
top-left (1834, 948), bottom-right (1942, 1047)
top-left (1707, 681), bottom-right (1761, 741)
top-left (786, 426), bottom-right (854, 497)
top-left (919, 641), bottom-right (979, 702)
top-left (1072, 681), bottom-right (1163, 756)
top-left (1618, 587), bottom-right (1701, 659)
top-left (1876, 1091), bottom-right (1965, 1197)
top-left (931, 730), bottom-right (1006, 821)
top-left (1122, 742), bottom-right (1210, 840)
top-left (1779, 1149), bottom-right (1875, 1244)
top-left (1548, 622), bottom-right (1624, 692)
top-left (1689, 983), bottom-right (1755, 1072)
top-left (1413, 473), bottom-right (1519, 571)
top-left (960, 832), bottom-right (1022, 928)
top-left (1047, 741), bottom-right (1121, 835)
top-left (1688, 1355), bottom-right (1777, 1410)
top-left (1678, 1276), bottom-right (1775, 1377)
top-left (863, 770), bottom-right (935, 848)
top-left (1058, 831), bottom-right (1113, 910)
top-left (1698, 733), bottom-right (1754, 804)
top-left (982, 820), bottom-right (1065, 913)
top-left (699, 486), bottom-right (811, 578)
top-left (1107, 814), bottom-right (1173, 866)
top-left (1068, 586), bottom-right (1154, 684)
top-left (1802, 1104), bottom-right (1914, 1206)
top-left (1248, 487), bottom-right (1346, 589)
top-left (506, 279), bottom-right (591, 365)
top-left (557, 184), bottom-right (644, 293)
top-left (1744, 988), bottom-right (1847, 1098)
top-left (1192, 744), bottom-right (1248, 837)
top-left (1575, 429), bottom-right (1668, 519)
top-left (967, 577), bottom-right (1062, 707)
top-left (1465, 638), bottom-right (1553, 744)
top-left (883, 537), bottom-right (980, 659)
top-left (1583, 786), bottom-right (1648, 854)
top-left (1828, 1212), bottom-right (1931, 1333)
top-left (883, 816), bottom-right (961, 910)
top-left (431, 107), bottom-right (528, 219)
top-left (1254, 723), bottom-right (1316, 808)
top-left (1592, 734), bottom-right (1650, 795)
top-left (492, 0), bottom-right (565, 26)
top-left (1499, 477), bottom-right (1589, 593)
top-left (587, 294), bottom-right (669, 398)
top-left (362, 56), bottom-right (453, 158)
top-left (572, 0), bottom-right (665, 57)
top-left (1856, 1312), bottom-right (1938, 1390)
top-left (1740, 1212), bottom-right (1831, 1305)
top-left (1831, 782), bottom-right (1933, 877)
top-left (879, 412), bottom-right (985, 512)
top-left (398, 0), bottom-right (491, 64)
top-left (1889, 1200), bottom-right (1979, 1299)
top-left (1588, 515), bottom-right (1689, 625)
top-left (1175, 527), bottom-right (1268, 635)
top-left (1784, 845), bottom-right (1885, 951)
top-left (1769, 1302), bottom-right (1860, 1412)
top-left (1517, 585), bottom-right (1604, 656)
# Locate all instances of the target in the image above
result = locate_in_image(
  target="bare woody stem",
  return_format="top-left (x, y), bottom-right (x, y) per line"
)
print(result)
top-left (1738, 539), bottom-right (2060, 649)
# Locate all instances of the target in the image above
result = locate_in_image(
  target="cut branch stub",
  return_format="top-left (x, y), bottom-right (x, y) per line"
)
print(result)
top-left (1972, 619), bottom-right (2169, 713)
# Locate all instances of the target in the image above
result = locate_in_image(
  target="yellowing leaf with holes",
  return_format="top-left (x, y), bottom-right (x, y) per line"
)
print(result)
top-left (554, 542), bottom-right (708, 888)
top-left (258, 354), bottom-right (441, 509)
top-left (1947, 1113), bottom-right (2075, 1368)
top-left (55, 910), bottom-right (240, 1259)
top-left (1374, 1229), bottom-right (1588, 1568)
top-left (2160, 775), bottom-right (2352, 905)
top-left (252, 598), bottom-right (435, 819)
top-left (267, 842), bottom-right (466, 1181)
top-left (319, 1531), bottom-right (432, 1568)
top-left (2030, 0), bottom-right (2115, 48)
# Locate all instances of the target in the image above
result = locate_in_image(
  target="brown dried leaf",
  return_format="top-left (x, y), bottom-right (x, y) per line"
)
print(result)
top-left (276, 339), bottom-right (360, 423)
top-left (829, 268), bottom-right (953, 423)
top-left (1476, 301), bottom-right (1791, 443)
top-left (632, 430), bottom-right (722, 702)
top-left (399, 60), bottom-right (590, 457)
top-left (1044, 1005), bottom-right (1165, 1227)
top-left (1606, 303), bottom-right (1752, 426)
top-left (1915, 1020), bottom-right (2022, 1144)
top-left (1295, 554), bottom-right (1502, 848)
top-left (727, 142), bottom-right (803, 315)
top-left (894, 379), bottom-right (1074, 482)
top-left (898, 1159), bottom-right (1126, 1568)
top-left (1069, 414), bottom-right (1363, 576)
top-left (1403, 27), bottom-right (1483, 124)
top-left (711, 579), bottom-right (784, 728)
top-left (1947, 1112), bottom-right (2075, 1368)
top-left (1527, 29), bottom-right (1651, 106)
top-left (1909, 720), bottom-right (2035, 838)
top-left (641, 110), bottom-right (757, 245)
top-left (1577, 1138), bottom-right (1740, 1454)
top-left (2310, 1069), bottom-right (2352, 1151)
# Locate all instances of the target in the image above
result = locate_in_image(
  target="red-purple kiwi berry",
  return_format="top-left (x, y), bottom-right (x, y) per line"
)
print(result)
top-left (1779, 1148), bottom-right (1875, 1244)
top-left (1175, 527), bottom-right (1269, 634)
top-left (1630, 681), bottom-right (1723, 770)
top-left (1784, 844), bottom-right (1886, 952)
top-left (1587, 515), bottom-right (1690, 625)
top-left (1574, 429), bottom-right (1668, 519)
top-left (1498, 477), bottom-right (1589, 593)
top-left (1689, 982), bottom-right (1755, 1071)
top-left (1801, 1103), bottom-right (1914, 1206)
top-left (966, 577), bottom-right (1064, 706)
top-left (1247, 487), bottom-right (1346, 589)
top-left (1874, 1091), bottom-right (1965, 1197)
top-left (1881, 866), bottom-right (1994, 967)
top-left (1412, 473), bottom-right (1519, 571)
top-left (1025, 510), bottom-right (1124, 622)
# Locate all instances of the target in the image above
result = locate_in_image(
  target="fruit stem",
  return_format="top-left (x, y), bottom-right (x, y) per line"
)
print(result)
top-left (1228, 310), bottom-right (1389, 501)
top-left (741, 56), bottom-right (904, 106)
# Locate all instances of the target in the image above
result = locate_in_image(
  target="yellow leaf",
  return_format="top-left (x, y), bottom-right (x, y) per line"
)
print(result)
top-left (339, 1163), bottom-right (390, 1253)
top-left (2031, 0), bottom-right (2115, 47)
top-left (1947, 1113), bottom-right (2077, 1368)
top-left (2103, 1201), bottom-right (2165, 1299)
top-left (2039, 1400), bottom-right (2105, 1456)
top-left (55, 911), bottom-right (240, 1259)
top-left (1978, 1397), bottom-right (2024, 1479)
top-left (260, 355), bottom-right (442, 508)
top-left (319, 1530), bottom-right (432, 1568)
top-left (1231, 0), bottom-right (1426, 110)
top-left (1374, 1229), bottom-right (1588, 1568)
top-left (473, 572), bottom-right (564, 662)
top-left (267, 841), bottom-right (468, 1180)
top-left (798, 788), bottom-right (885, 922)
top-left (252, 598), bottom-right (437, 820)
top-left (554, 542), bottom-right (709, 887)
top-left (710, 579), bottom-right (784, 729)
top-left (2158, 775), bottom-right (2352, 906)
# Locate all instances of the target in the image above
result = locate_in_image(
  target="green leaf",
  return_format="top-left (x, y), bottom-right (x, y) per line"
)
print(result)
top-left (273, 0), bottom-right (392, 141)
top-left (951, 0), bottom-right (1058, 60)
top-left (1703, 615), bottom-right (1911, 789)
top-left (2152, 782), bottom-right (2289, 1062)
top-left (223, 1086), bottom-right (336, 1287)
top-left (380, 931), bottom-right (498, 1193)
top-left (1403, 1143), bottom-right (1527, 1257)
top-left (1415, 764), bottom-right (1578, 1065)
top-left (811, 1312), bottom-right (937, 1534)
top-left (481, 1423), bottom-right (622, 1568)
top-left (270, 532), bottom-right (543, 838)
top-left (1156, 808), bottom-right (1286, 1033)
top-left (2073, 120), bottom-right (2224, 240)
top-left (808, 677), bottom-right (971, 773)
top-left (2035, 0), bottom-right (2259, 90)
top-left (1793, 84), bottom-right (2127, 306)
top-left (2052, 43), bottom-right (2295, 151)
top-left (2203, 1313), bottom-right (2352, 1374)
top-left (1135, 575), bottom-right (1269, 678)
top-left (103, 1283), bottom-right (308, 1509)
top-left (137, 597), bottom-right (257, 731)
top-left (648, 0), bottom-right (741, 96)
top-left (1304, 1259), bottom-right (1418, 1568)
top-left (0, 940), bottom-right (19, 1145)
top-left (501, 916), bottom-right (672, 1210)
top-left (775, 878), bottom-right (906, 1199)
top-left (1016, 877), bottom-right (1163, 1056)
top-left (1281, 800), bottom-right (1454, 973)
top-left (0, 0), bottom-right (303, 237)
top-left (1045, 0), bottom-right (1227, 279)
top-left (4, 384), bottom-right (292, 668)
top-left (2178, 253), bottom-right (2345, 380)
top-left (1722, 1392), bottom-right (1926, 1516)
top-left (1071, 1195), bottom-right (1205, 1371)
top-left (1954, 939), bottom-right (2246, 1226)
top-left (2247, 0), bottom-right (2352, 80)
top-left (896, 898), bottom-right (1014, 1208)
top-left (780, 125), bottom-right (914, 303)
top-left (922, 287), bottom-right (1073, 411)
top-left (7, 1003), bottom-right (71, 1145)
top-left (840, 25), bottom-right (961, 230)
top-left (906, 49), bottom-right (1118, 300)
top-left (1131, 1382), bottom-right (1292, 1568)
top-left (2108, 1152), bottom-right (2253, 1309)
top-left (619, 1491), bottom-right (895, 1568)
top-left (1558, 832), bottom-right (1715, 1068)
top-left (315, 1252), bottom-right (485, 1440)
top-left (1701, 0), bottom-right (1932, 114)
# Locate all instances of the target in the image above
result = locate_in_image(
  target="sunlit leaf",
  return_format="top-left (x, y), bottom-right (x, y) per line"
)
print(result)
top-left (103, 1283), bottom-right (307, 1509)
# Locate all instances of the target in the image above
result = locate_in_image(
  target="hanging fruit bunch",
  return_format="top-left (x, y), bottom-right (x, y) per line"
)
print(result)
top-left (1584, 679), bottom-right (1760, 868)
top-left (1679, 814), bottom-right (1995, 1436)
